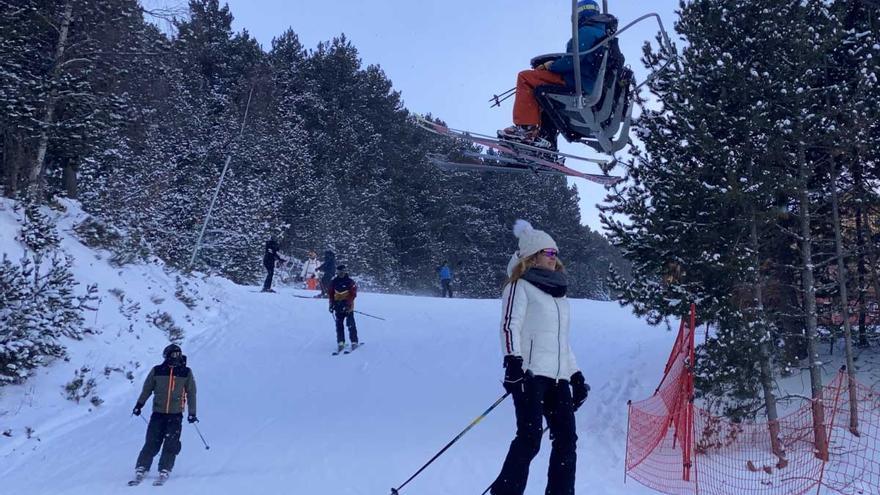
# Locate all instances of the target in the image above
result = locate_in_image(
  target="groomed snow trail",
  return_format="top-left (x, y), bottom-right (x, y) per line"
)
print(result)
top-left (2, 279), bottom-right (674, 495)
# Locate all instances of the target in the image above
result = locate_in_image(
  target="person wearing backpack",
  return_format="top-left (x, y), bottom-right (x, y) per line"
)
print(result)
top-left (328, 264), bottom-right (359, 353)
top-left (129, 344), bottom-right (198, 486)
top-left (497, 0), bottom-right (612, 149)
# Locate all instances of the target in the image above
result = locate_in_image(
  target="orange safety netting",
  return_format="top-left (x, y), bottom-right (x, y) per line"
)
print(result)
top-left (625, 304), bottom-right (880, 495)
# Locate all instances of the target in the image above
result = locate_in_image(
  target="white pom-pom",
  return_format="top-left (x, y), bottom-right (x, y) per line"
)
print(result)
top-left (513, 219), bottom-right (533, 239)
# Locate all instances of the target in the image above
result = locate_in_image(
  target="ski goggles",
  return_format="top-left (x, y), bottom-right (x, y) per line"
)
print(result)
top-left (539, 249), bottom-right (559, 258)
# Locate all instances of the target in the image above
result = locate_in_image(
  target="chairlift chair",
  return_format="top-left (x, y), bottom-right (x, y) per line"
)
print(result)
top-left (498, 5), bottom-right (676, 156)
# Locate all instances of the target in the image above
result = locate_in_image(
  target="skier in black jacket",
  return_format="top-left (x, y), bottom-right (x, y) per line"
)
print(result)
top-left (316, 249), bottom-right (336, 297)
top-left (129, 344), bottom-right (198, 486)
top-left (262, 238), bottom-right (286, 292)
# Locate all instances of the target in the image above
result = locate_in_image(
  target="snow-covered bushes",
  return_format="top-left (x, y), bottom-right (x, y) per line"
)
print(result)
top-left (63, 366), bottom-right (99, 405)
top-left (73, 215), bottom-right (150, 266)
top-left (147, 311), bottom-right (184, 344)
top-left (0, 207), bottom-right (98, 385)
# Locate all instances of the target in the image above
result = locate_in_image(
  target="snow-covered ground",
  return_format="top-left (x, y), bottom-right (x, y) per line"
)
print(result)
top-left (0, 199), bottom-right (683, 494)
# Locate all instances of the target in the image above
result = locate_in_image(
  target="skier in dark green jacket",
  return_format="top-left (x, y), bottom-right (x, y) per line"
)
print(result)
top-left (129, 344), bottom-right (198, 485)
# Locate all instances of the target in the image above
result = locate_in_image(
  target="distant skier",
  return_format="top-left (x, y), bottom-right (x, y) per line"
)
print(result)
top-left (328, 264), bottom-right (359, 353)
top-left (130, 344), bottom-right (198, 486)
top-left (262, 238), bottom-right (286, 292)
top-left (490, 220), bottom-right (590, 495)
top-left (301, 250), bottom-right (321, 290)
top-left (438, 261), bottom-right (454, 298)
top-left (497, 0), bottom-right (609, 149)
top-left (317, 249), bottom-right (336, 297)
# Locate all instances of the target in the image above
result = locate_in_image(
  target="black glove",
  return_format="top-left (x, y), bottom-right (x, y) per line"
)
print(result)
top-left (502, 355), bottom-right (525, 394)
top-left (188, 414), bottom-right (199, 424)
top-left (570, 371), bottom-right (590, 411)
top-left (328, 306), bottom-right (334, 313)
top-left (132, 403), bottom-right (143, 416)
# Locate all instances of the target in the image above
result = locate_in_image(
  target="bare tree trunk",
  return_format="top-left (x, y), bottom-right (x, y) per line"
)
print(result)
top-left (62, 158), bottom-right (77, 199)
top-left (3, 130), bottom-right (13, 197)
top-left (27, 0), bottom-right (73, 200)
top-left (750, 212), bottom-right (784, 457)
top-left (863, 217), bottom-right (880, 337)
top-left (797, 144), bottom-right (828, 460)
top-left (854, 160), bottom-right (870, 348)
top-left (830, 160), bottom-right (860, 435)
top-left (856, 206), bottom-right (868, 346)
top-left (4, 133), bottom-right (24, 198)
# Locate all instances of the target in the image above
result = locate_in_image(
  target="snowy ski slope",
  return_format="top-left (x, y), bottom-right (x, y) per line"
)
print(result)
top-left (0, 200), bottom-right (674, 495)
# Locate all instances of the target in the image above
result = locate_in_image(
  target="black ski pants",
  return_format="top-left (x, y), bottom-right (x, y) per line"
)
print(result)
top-left (441, 279), bottom-right (453, 298)
top-left (491, 375), bottom-right (577, 495)
top-left (136, 412), bottom-right (183, 473)
top-left (334, 309), bottom-right (358, 344)
top-left (263, 262), bottom-right (275, 291)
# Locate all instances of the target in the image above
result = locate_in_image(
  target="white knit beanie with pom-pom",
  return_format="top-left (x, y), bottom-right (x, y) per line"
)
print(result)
top-left (512, 219), bottom-right (558, 259)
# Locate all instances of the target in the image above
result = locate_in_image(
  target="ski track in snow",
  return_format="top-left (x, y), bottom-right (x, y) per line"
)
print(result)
top-left (0, 200), bottom-right (674, 495)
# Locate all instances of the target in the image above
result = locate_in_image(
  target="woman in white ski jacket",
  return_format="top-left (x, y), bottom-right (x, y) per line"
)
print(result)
top-left (490, 220), bottom-right (590, 495)
top-left (301, 251), bottom-right (321, 282)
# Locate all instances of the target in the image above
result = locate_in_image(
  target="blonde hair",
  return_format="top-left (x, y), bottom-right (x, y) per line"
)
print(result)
top-left (506, 253), bottom-right (565, 286)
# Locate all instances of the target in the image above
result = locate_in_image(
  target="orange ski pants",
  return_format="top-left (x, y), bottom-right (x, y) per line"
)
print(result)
top-left (513, 69), bottom-right (566, 127)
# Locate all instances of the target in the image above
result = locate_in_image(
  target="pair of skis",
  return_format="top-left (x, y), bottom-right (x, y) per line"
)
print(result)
top-left (415, 115), bottom-right (622, 186)
top-left (332, 342), bottom-right (365, 356)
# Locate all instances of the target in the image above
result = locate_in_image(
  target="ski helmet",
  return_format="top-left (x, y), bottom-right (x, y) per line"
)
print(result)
top-left (163, 344), bottom-right (182, 360)
top-left (336, 264), bottom-right (347, 273)
top-left (577, 0), bottom-right (600, 17)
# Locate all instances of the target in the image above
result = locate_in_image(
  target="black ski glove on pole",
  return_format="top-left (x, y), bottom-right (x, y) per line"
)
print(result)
top-left (132, 403), bottom-right (143, 416)
top-left (503, 355), bottom-right (525, 394)
top-left (570, 371), bottom-right (590, 411)
top-left (188, 414), bottom-right (199, 424)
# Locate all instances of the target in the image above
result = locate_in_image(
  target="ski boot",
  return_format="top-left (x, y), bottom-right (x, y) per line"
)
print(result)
top-left (153, 470), bottom-right (170, 486)
top-left (497, 125), bottom-right (554, 150)
top-left (127, 467), bottom-right (146, 486)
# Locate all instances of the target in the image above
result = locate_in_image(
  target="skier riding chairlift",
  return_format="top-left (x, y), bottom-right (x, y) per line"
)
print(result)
top-left (494, 0), bottom-right (676, 156)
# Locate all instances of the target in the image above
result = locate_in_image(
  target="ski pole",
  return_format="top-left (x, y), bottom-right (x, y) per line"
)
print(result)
top-left (354, 310), bottom-right (385, 321)
top-left (488, 87), bottom-right (516, 108)
top-left (479, 425), bottom-right (550, 495)
top-left (192, 423), bottom-right (210, 450)
top-left (390, 392), bottom-right (510, 495)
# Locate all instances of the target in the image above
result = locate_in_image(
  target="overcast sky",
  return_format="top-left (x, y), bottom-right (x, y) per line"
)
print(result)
top-left (147, 0), bottom-right (683, 232)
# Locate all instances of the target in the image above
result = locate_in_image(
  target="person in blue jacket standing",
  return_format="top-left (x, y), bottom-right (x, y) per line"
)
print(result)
top-left (438, 262), bottom-right (453, 298)
top-left (497, 0), bottom-right (609, 148)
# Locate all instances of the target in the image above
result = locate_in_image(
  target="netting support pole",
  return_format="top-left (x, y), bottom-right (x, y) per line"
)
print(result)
top-left (624, 399), bottom-right (631, 485)
top-left (682, 304), bottom-right (696, 483)
top-left (815, 371), bottom-right (846, 494)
